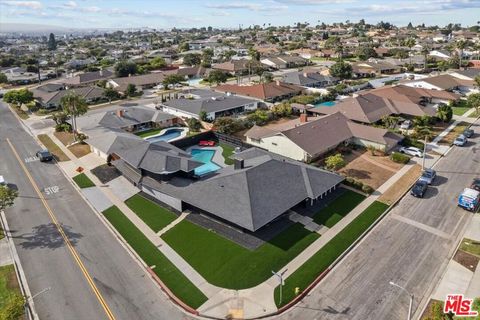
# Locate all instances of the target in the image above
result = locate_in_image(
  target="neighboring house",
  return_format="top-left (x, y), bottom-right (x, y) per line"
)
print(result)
top-left (65, 58), bottom-right (97, 69)
top-left (245, 112), bottom-right (402, 162)
top-left (309, 85), bottom-right (455, 124)
top-left (402, 74), bottom-right (474, 92)
top-left (261, 55), bottom-right (308, 69)
top-left (352, 60), bottom-right (402, 77)
top-left (215, 81), bottom-right (304, 103)
top-left (2, 67), bottom-right (54, 84)
top-left (62, 69), bottom-right (114, 86)
top-left (32, 85), bottom-right (105, 109)
top-left (282, 71), bottom-right (338, 88)
top-left (75, 106), bottom-right (178, 147)
top-left (212, 59), bottom-right (250, 75)
top-left (107, 73), bottom-right (168, 93)
top-left (161, 89), bottom-right (259, 120)
top-left (115, 146), bottom-right (344, 232)
top-left (175, 66), bottom-right (208, 79)
top-left (429, 50), bottom-right (451, 60)
top-left (374, 47), bottom-right (390, 57)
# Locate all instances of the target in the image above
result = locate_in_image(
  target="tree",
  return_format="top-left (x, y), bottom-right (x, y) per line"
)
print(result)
top-left (325, 153), bottom-right (345, 170)
top-left (187, 117), bottom-right (202, 132)
top-left (475, 75), bottom-right (480, 89)
top-left (404, 37), bottom-right (416, 65)
top-left (162, 74), bottom-right (185, 89)
top-left (104, 87), bottom-right (119, 102)
top-left (60, 93), bottom-right (88, 141)
top-left (381, 115), bottom-right (399, 129)
top-left (407, 22), bottom-right (414, 30)
top-left (183, 53), bottom-right (201, 66)
top-left (114, 60), bottom-right (138, 77)
top-left (3, 89), bottom-right (33, 105)
top-left (248, 47), bottom-right (260, 61)
top-left (201, 48), bottom-right (214, 67)
top-left (148, 56), bottom-right (167, 69)
top-left (436, 104), bottom-right (453, 122)
top-left (456, 40), bottom-right (466, 69)
top-left (271, 103), bottom-right (292, 117)
top-left (199, 110), bottom-right (208, 121)
top-left (213, 117), bottom-right (243, 134)
top-left (421, 45), bottom-right (430, 71)
top-left (206, 70), bottom-right (229, 85)
top-left (126, 84), bottom-right (137, 96)
top-left (467, 93), bottom-right (480, 115)
top-left (329, 60), bottom-right (352, 79)
top-left (47, 33), bottom-right (57, 51)
top-left (0, 72), bottom-right (7, 83)
top-left (355, 45), bottom-right (376, 60)
top-left (0, 185), bottom-right (18, 210)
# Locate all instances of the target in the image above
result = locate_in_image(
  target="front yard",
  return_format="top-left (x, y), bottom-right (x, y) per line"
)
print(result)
top-left (312, 190), bottom-right (366, 227)
top-left (37, 134), bottom-right (69, 161)
top-left (125, 194), bottom-right (177, 232)
top-left (54, 132), bottom-right (91, 158)
top-left (102, 206), bottom-right (207, 308)
top-left (275, 201), bottom-right (389, 307)
top-left (162, 221), bottom-right (319, 289)
top-left (439, 121), bottom-right (470, 145)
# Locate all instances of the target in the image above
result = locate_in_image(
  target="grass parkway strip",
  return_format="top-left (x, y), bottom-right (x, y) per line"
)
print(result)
top-left (102, 206), bottom-right (207, 309)
top-left (162, 220), bottom-right (319, 289)
top-left (125, 194), bottom-right (177, 233)
top-left (72, 173), bottom-right (95, 189)
top-left (275, 201), bottom-right (389, 307)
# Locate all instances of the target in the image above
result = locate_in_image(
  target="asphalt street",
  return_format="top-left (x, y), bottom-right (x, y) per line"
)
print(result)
top-left (0, 101), bottom-right (189, 319)
top-left (274, 119), bottom-right (480, 320)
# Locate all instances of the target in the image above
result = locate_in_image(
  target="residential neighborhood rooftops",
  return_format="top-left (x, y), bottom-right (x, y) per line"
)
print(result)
top-left (215, 81), bottom-right (303, 101)
top-left (63, 69), bottom-right (114, 85)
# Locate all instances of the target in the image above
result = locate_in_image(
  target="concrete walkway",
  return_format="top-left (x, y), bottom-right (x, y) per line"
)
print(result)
top-left (0, 237), bottom-right (13, 267)
top-left (156, 212), bottom-right (189, 237)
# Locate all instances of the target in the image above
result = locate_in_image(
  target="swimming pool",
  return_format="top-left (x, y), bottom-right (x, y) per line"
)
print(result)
top-left (191, 149), bottom-right (221, 176)
top-left (314, 101), bottom-right (336, 107)
top-left (145, 128), bottom-right (183, 143)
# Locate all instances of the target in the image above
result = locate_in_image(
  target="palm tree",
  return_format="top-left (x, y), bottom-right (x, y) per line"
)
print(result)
top-left (456, 40), bottom-right (466, 69)
top-left (421, 45), bottom-right (430, 71)
top-left (334, 43), bottom-right (344, 60)
top-left (404, 37), bottom-right (416, 65)
top-left (60, 92), bottom-right (88, 141)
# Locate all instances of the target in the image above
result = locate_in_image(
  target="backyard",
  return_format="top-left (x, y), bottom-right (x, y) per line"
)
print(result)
top-left (274, 201), bottom-right (389, 307)
top-left (162, 220), bottom-right (319, 289)
top-left (102, 206), bottom-right (207, 308)
top-left (125, 194), bottom-right (177, 232)
top-left (312, 190), bottom-right (366, 227)
top-left (219, 142), bottom-right (235, 165)
top-left (135, 128), bottom-right (162, 138)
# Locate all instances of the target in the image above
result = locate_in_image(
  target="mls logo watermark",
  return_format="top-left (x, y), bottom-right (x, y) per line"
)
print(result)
top-left (444, 294), bottom-right (478, 317)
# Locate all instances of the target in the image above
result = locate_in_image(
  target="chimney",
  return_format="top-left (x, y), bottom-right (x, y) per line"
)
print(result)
top-left (275, 80), bottom-right (280, 86)
top-left (116, 109), bottom-right (124, 117)
top-left (303, 72), bottom-right (308, 77)
top-left (234, 158), bottom-right (244, 170)
top-left (300, 113), bottom-right (308, 123)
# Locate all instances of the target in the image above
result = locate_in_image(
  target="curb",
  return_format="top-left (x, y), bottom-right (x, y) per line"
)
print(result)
top-left (0, 210), bottom-right (39, 320)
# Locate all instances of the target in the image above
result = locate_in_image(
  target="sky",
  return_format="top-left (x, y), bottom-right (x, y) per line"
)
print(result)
top-left (0, 0), bottom-right (479, 30)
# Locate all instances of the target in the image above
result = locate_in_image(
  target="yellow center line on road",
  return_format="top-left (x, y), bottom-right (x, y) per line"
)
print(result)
top-left (6, 138), bottom-right (116, 320)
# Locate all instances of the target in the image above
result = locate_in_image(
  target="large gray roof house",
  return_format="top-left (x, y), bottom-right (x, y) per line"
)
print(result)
top-left (139, 148), bottom-right (344, 232)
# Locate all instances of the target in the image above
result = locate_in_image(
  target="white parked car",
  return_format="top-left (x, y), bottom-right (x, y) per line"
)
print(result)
top-left (400, 120), bottom-right (412, 130)
top-left (399, 146), bottom-right (423, 157)
top-left (0, 175), bottom-right (6, 186)
top-left (453, 134), bottom-right (467, 146)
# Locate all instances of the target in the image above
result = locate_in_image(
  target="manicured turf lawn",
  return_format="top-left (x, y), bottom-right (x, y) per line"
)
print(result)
top-left (460, 238), bottom-right (480, 257)
top-left (219, 143), bottom-right (235, 165)
top-left (275, 201), bottom-right (389, 307)
top-left (312, 190), bottom-right (366, 227)
top-left (135, 128), bottom-right (163, 138)
top-left (0, 264), bottom-right (22, 313)
top-left (125, 194), bottom-right (177, 232)
top-left (452, 106), bottom-right (472, 116)
top-left (72, 173), bottom-right (95, 188)
top-left (102, 206), bottom-right (207, 309)
top-left (162, 220), bottom-right (319, 289)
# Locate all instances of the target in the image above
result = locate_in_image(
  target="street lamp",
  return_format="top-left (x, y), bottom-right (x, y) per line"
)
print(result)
top-left (389, 281), bottom-right (414, 320)
top-left (272, 269), bottom-right (287, 306)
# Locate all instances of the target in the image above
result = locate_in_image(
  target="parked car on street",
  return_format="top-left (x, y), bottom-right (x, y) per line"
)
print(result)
top-left (411, 180), bottom-right (428, 198)
top-left (453, 134), bottom-right (467, 146)
top-left (36, 149), bottom-right (53, 162)
top-left (471, 178), bottom-right (480, 191)
top-left (463, 128), bottom-right (474, 138)
top-left (399, 146), bottom-right (423, 157)
top-left (418, 168), bottom-right (436, 185)
top-left (400, 120), bottom-right (412, 130)
top-left (458, 188), bottom-right (480, 212)
top-left (0, 175), bottom-right (6, 186)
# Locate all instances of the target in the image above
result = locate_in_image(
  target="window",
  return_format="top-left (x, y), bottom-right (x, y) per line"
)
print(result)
top-left (271, 142), bottom-right (278, 146)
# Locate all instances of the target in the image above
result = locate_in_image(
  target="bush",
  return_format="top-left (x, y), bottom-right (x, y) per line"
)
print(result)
top-left (325, 153), bottom-right (346, 170)
top-left (391, 152), bottom-right (410, 164)
top-left (362, 185), bottom-right (374, 194)
top-left (401, 136), bottom-right (424, 149)
top-left (353, 180), bottom-right (364, 189)
top-left (55, 123), bottom-right (71, 132)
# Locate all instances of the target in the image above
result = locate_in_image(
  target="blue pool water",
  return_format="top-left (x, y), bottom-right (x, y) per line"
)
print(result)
top-left (314, 101), bottom-right (336, 107)
top-left (145, 128), bottom-right (183, 143)
top-left (191, 149), bottom-right (221, 176)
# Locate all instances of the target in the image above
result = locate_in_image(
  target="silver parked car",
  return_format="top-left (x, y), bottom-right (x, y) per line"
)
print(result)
top-left (399, 146), bottom-right (423, 157)
top-left (418, 168), bottom-right (436, 185)
top-left (453, 134), bottom-right (467, 146)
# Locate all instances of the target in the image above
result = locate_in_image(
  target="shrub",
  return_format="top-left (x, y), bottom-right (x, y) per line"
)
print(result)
top-left (401, 136), bottom-right (424, 149)
top-left (391, 152), bottom-right (410, 164)
top-left (325, 153), bottom-right (346, 170)
top-left (362, 185), bottom-right (374, 194)
top-left (354, 180), bottom-right (364, 189)
top-left (55, 123), bottom-right (71, 132)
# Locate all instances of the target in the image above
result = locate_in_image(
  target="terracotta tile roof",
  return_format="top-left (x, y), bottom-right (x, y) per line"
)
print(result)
top-left (215, 81), bottom-right (303, 100)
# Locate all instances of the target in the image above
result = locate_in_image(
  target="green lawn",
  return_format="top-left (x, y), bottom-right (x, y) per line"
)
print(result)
top-left (72, 173), bottom-right (95, 188)
top-left (162, 221), bottom-right (319, 289)
top-left (219, 143), bottom-right (235, 165)
top-left (0, 264), bottom-right (23, 317)
top-left (102, 206), bottom-right (207, 309)
top-left (312, 190), bottom-right (366, 227)
top-left (274, 201), bottom-right (389, 307)
top-left (460, 238), bottom-right (480, 257)
top-left (452, 106), bottom-right (472, 116)
top-left (135, 128), bottom-right (163, 138)
top-left (125, 194), bottom-right (177, 232)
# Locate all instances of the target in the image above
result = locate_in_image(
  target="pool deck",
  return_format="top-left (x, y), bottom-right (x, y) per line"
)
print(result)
top-left (144, 127), bottom-right (189, 142)
top-left (185, 145), bottom-right (228, 168)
